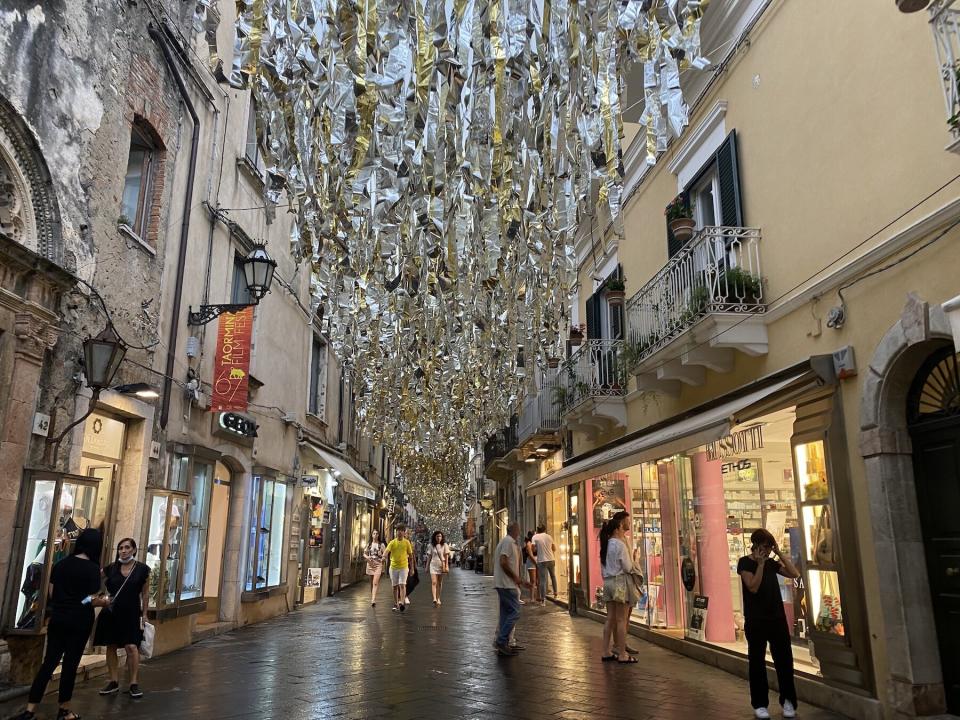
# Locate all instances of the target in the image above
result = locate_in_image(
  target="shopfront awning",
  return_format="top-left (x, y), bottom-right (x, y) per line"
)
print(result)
top-left (303, 443), bottom-right (377, 500)
top-left (526, 371), bottom-right (816, 496)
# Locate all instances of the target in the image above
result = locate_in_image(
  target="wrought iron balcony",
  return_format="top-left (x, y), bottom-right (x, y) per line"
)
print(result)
top-left (623, 226), bottom-right (766, 388)
top-left (482, 416), bottom-right (519, 472)
top-left (930, 0), bottom-right (960, 147)
top-left (557, 339), bottom-right (627, 436)
top-left (517, 375), bottom-right (561, 450)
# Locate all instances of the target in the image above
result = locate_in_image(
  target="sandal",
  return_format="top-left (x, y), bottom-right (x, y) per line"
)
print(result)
top-left (601, 654), bottom-right (618, 662)
top-left (617, 655), bottom-right (638, 664)
top-left (57, 709), bottom-right (82, 720)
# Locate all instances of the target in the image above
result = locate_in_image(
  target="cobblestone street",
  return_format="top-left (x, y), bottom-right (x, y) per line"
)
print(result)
top-left (1, 569), bottom-right (844, 720)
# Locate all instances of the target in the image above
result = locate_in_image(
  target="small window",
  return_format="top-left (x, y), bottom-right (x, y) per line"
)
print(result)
top-left (309, 335), bottom-right (328, 419)
top-left (245, 97), bottom-right (266, 177)
top-left (121, 126), bottom-right (156, 239)
top-left (691, 167), bottom-right (720, 229)
top-left (231, 254), bottom-right (253, 305)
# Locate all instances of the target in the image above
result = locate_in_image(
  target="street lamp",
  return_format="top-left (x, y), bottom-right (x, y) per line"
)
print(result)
top-left (114, 382), bottom-right (160, 399)
top-left (187, 244), bottom-right (277, 326)
top-left (83, 324), bottom-right (127, 389)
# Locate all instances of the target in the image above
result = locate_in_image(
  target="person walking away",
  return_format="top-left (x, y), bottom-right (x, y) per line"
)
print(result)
top-left (738, 528), bottom-right (801, 719)
top-left (96, 538), bottom-right (150, 698)
top-left (427, 531), bottom-right (451, 606)
top-left (492, 522), bottom-right (530, 656)
top-left (364, 530), bottom-right (386, 607)
top-left (522, 532), bottom-right (539, 603)
top-left (599, 511), bottom-right (639, 664)
top-left (531, 524), bottom-right (558, 604)
top-left (385, 524), bottom-right (414, 612)
top-left (12, 529), bottom-right (110, 720)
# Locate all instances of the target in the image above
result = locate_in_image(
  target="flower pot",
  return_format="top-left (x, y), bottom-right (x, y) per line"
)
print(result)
top-left (547, 358), bottom-right (560, 368)
top-left (669, 217), bottom-right (696, 245)
top-left (569, 335), bottom-right (583, 347)
top-left (606, 290), bottom-right (625, 306)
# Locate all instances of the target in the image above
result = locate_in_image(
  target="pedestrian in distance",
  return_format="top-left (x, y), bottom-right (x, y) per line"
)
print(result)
top-left (531, 524), bottom-right (558, 604)
top-left (600, 511), bottom-right (640, 664)
top-left (364, 530), bottom-right (386, 607)
top-left (96, 537), bottom-right (150, 699)
top-left (492, 521), bottom-right (531, 656)
top-left (12, 529), bottom-right (111, 720)
top-left (427, 530), bottom-right (451, 607)
top-left (738, 528), bottom-right (801, 719)
top-left (385, 524), bottom-right (415, 613)
top-left (522, 531), bottom-right (539, 603)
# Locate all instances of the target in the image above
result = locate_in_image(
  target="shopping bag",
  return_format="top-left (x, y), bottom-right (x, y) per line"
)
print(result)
top-left (139, 621), bottom-right (155, 659)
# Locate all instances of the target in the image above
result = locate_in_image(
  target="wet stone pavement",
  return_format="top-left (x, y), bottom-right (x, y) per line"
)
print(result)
top-left (2, 569), bottom-right (844, 720)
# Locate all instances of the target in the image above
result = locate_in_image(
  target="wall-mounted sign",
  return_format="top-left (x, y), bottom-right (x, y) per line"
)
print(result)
top-left (707, 425), bottom-right (764, 461)
top-left (32, 413), bottom-right (51, 437)
top-left (211, 307), bottom-right (254, 412)
top-left (218, 412), bottom-right (257, 438)
top-left (681, 557), bottom-right (697, 592)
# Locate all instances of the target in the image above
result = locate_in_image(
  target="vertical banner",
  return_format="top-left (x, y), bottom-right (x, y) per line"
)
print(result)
top-left (211, 307), bottom-right (254, 412)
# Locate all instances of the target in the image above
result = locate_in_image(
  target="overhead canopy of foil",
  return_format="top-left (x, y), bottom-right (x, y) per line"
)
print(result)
top-left (215, 0), bottom-right (709, 523)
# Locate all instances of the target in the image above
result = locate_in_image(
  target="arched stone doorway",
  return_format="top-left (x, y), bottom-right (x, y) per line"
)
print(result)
top-left (859, 294), bottom-right (957, 718)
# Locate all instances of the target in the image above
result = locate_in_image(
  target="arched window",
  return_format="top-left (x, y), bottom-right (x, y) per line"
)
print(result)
top-left (907, 345), bottom-right (960, 425)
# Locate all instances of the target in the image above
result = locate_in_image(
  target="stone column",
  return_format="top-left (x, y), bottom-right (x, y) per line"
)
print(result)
top-left (0, 312), bottom-right (56, 682)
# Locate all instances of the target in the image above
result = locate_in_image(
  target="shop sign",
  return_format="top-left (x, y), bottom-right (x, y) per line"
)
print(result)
top-left (591, 475), bottom-right (626, 526)
top-left (539, 451), bottom-right (563, 478)
top-left (681, 557), bottom-right (697, 592)
top-left (211, 307), bottom-right (254, 412)
top-left (707, 425), bottom-right (763, 461)
top-left (688, 595), bottom-right (709, 641)
top-left (342, 479), bottom-right (376, 500)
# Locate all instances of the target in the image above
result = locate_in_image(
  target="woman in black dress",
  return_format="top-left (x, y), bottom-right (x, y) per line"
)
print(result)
top-left (95, 537), bottom-right (150, 699)
top-left (12, 528), bottom-right (108, 720)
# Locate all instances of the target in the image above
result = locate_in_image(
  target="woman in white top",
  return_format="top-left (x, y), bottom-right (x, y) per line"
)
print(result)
top-left (363, 531), bottom-right (386, 607)
top-left (600, 511), bottom-right (639, 664)
top-left (427, 531), bottom-right (450, 607)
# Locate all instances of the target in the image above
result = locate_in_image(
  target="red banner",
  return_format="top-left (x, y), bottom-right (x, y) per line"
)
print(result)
top-left (211, 307), bottom-right (253, 412)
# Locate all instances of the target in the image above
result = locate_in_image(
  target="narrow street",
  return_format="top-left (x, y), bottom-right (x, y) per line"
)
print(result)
top-left (2, 570), bottom-right (842, 720)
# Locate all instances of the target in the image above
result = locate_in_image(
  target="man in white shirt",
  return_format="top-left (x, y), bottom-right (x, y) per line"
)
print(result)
top-left (531, 525), bottom-right (558, 605)
top-left (493, 522), bottom-right (530, 656)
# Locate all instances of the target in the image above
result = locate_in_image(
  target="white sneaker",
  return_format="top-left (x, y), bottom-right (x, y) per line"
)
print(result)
top-left (405, 597), bottom-right (411, 605)
top-left (783, 700), bottom-right (797, 718)
top-left (754, 708), bottom-right (771, 719)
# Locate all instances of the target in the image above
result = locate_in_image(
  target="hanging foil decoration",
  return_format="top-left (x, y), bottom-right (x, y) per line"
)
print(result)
top-left (226, 0), bottom-right (709, 524)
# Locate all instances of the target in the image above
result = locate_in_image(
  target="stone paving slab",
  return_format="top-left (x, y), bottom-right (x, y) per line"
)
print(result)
top-left (1, 568), bottom-right (845, 720)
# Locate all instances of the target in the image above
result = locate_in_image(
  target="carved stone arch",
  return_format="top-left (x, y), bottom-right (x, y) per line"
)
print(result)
top-left (0, 93), bottom-right (65, 267)
top-left (859, 293), bottom-right (955, 717)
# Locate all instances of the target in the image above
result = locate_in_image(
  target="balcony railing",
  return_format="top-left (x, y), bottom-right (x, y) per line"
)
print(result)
top-left (931, 0), bottom-right (960, 138)
top-left (517, 376), bottom-right (561, 446)
top-left (624, 226), bottom-right (763, 367)
top-left (558, 339), bottom-right (627, 414)
top-left (483, 416), bottom-right (518, 469)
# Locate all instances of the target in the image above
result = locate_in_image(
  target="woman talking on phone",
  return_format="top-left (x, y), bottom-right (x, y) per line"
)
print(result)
top-left (96, 537), bottom-right (151, 699)
top-left (12, 529), bottom-right (110, 720)
top-left (737, 528), bottom-right (801, 719)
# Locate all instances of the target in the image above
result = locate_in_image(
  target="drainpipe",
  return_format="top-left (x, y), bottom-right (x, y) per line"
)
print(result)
top-left (150, 22), bottom-right (200, 429)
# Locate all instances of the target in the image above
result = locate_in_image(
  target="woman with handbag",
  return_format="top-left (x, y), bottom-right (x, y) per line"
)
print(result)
top-left (95, 537), bottom-right (151, 699)
top-left (427, 531), bottom-right (451, 607)
top-left (364, 530), bottom-right (386, 607)
top-left (599, 511), bottom-right (639, 664)
top-left (12, 529), bottom-right (109, 720)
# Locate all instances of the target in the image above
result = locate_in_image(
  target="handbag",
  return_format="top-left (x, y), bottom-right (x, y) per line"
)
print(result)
top-left (813, 506), bottom-right (835, 566)
top-left (139, 621), bottom-right (155, 659)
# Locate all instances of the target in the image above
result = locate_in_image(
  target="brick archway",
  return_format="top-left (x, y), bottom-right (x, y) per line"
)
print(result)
top-left (859, 293), bottom-right (955, 718)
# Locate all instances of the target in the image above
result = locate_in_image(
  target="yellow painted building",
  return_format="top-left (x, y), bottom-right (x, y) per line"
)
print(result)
top-left (498, 2), bottom-right (960, 719)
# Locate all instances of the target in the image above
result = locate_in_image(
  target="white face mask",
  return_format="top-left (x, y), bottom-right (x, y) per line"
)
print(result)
top-left (118, 554), bottom-right (136, 564)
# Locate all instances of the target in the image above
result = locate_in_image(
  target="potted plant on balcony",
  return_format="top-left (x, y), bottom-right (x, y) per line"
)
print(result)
top-left (605, 277), bottom-right (626, 306)
top-left (569, 323), bottom-right (585, 347)
top-left (546, 356), bottom-right (560, 369)
top-left (551, 384), bottom-right (569, 408)
top-left (721, 266), bottom-right (763, 302)
top-left (666, 195), bottom-right (696, 245)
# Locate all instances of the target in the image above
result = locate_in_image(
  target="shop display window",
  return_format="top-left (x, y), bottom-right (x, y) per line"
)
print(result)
top-left (246, 475), bottom-right (289, 591)
top-left (143, 451), bottom-right (215, 610)
top-left (7, 472), bottom-right (108, 632)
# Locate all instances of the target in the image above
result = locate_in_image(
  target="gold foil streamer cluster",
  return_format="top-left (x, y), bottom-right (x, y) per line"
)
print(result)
top-left (227, 0), bottom-right (708, 524)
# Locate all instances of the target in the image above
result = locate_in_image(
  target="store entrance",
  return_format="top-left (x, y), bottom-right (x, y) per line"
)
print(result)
top-left (907, 346), bottom-right (960, 714)
top-left (197, 461), bottom-right (231, 624)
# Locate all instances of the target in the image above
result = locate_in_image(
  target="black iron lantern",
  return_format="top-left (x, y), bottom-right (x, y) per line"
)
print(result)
top-left (242, 245), bottom-right (277, 302)
top-left (82, 324), bottom-right (127, 389)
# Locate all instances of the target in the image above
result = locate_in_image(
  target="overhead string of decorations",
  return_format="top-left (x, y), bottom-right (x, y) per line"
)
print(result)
top-left (217, 0), bottom-right (709, 521)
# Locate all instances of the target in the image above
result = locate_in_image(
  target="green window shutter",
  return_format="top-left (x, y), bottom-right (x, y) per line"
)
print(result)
top-left (716, 129), bottom-right (744, 227)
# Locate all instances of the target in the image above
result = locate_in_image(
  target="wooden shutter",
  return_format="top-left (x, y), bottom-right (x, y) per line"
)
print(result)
top-left (585, 293), bottom-right (602, 339)
top-left (716, 129), bottom-right (744, 227)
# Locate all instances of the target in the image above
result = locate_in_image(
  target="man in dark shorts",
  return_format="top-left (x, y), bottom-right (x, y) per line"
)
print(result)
top-left (737, 528), bottom-right (801, 719)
